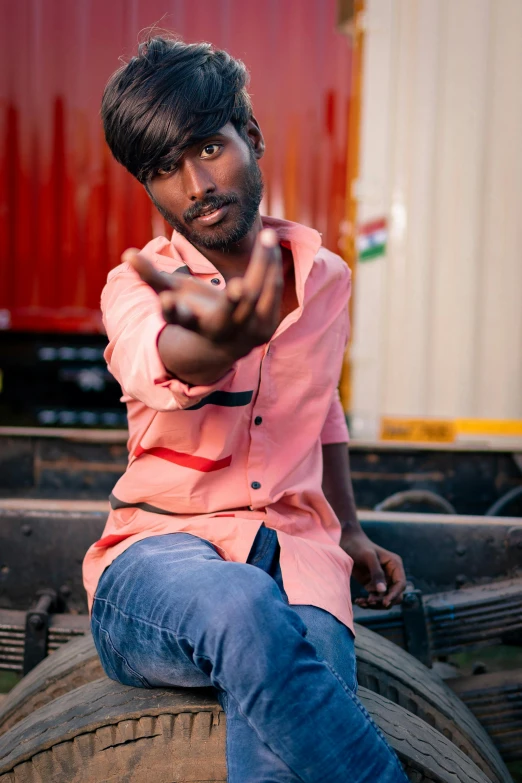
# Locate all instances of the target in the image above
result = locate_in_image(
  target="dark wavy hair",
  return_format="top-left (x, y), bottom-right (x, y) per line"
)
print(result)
top-left (101, 35), bottom-right (253, 183)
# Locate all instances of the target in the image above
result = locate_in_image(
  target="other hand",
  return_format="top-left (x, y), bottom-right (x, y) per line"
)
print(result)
top-left (341, 531), bottom-right (407, 609)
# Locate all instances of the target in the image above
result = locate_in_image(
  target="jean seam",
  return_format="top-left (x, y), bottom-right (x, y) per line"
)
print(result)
top-left (324, 660), bottom-right (408, 780)
top-left (92, 600), bottom-right (219, 684)
top-left (223, 688), bottom-right (304, 783)
top-left (92, 596), bottom-right (191, 634)
top-left (305, 628), bottom-right (356, 694)
top-left (91, 614), bottom-right (152, 688)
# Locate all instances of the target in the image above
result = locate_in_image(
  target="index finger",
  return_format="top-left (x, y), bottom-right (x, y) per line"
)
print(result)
top-left (233, 229), bottom-right (280, 323)
top-left (124, 248), bottom-right (179, 295)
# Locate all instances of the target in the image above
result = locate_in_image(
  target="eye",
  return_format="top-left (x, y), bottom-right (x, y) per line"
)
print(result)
top-left (201, 143), bottom-right (222, 158)
top-left (157, 163), bottom-right (176, 176)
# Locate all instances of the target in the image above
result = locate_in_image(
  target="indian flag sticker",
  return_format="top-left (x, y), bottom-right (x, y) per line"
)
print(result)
top-left (357, 217), bottom-right (388, 261)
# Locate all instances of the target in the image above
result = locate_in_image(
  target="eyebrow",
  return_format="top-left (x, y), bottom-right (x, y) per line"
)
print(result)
top-left (188, 131), bottom-right (227, 148)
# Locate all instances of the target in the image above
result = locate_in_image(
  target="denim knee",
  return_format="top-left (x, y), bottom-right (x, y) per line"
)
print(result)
top-left (185, 563), bottom-right (307, 663)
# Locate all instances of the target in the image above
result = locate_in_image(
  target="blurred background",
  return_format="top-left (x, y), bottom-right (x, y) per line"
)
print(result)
top-left (1, 0), bottom-right (521, 448)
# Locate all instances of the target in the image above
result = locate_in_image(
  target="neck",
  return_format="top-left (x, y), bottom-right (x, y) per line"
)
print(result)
top-left (191, 213), bottom-right (264, 281)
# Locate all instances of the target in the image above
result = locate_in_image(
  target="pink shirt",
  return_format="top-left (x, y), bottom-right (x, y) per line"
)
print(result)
top-left (82, 216), bottom-right (354, 632)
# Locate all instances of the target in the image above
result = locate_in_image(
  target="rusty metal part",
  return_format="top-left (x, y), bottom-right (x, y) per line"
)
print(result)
top-left (356, 510), bottom-right (522, 595)
top-left (2, 502), bottom-right (522, 613)
top-left (23, 590), bottom-right (57, 675)
top-left (0, 609), bottom-right (90, 673)
top-left (1, 429), bottom-right (522, 517)
top-left (355, 578), bottom-right (522, 658)
top-left (0, 502), bottom-right (106, 612)
top-left (401, 588), bottom-right (431, 667)
top-left (448, 668), bottom-right (522, 763)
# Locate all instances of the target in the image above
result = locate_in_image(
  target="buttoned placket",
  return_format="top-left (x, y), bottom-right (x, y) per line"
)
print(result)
top-left (245, 240), bottom-right (309, 510)
top-left (246, 341), bottom-right (271, 508)
top-left (180, 235), bottom-right (312, 512)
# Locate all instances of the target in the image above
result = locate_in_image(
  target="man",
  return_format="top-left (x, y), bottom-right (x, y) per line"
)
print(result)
top-left (83, 35), bottom-right (408, 782)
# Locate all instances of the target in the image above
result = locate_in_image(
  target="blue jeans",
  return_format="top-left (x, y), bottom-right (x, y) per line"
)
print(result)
top-left (91, 527), bottom-right (408, 783)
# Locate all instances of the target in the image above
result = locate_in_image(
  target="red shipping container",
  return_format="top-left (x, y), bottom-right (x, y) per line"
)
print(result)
top-left (0, 0), bottom-right (352, 334)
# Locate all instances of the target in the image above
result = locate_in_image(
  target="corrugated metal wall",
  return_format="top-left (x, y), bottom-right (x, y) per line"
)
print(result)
top-left (350, 0), bottom-right (522, 437)
top-left (0, 0), bottom-right (352, 333)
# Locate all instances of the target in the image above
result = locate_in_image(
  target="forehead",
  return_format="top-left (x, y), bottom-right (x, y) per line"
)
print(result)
top-left (189, 122), bottom-right (240, 146)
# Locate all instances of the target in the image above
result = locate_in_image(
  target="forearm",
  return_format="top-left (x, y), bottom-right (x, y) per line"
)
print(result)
top-left (322, 443), bottom-right (407, 606)
top-left (158, 324), bottom-right (243, 386)
top-left (321, 442), bottom-right (362, 538)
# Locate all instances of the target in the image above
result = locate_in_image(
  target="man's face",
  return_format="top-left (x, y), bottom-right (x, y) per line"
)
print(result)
top-left (147, 122), bottom-right (264, 251)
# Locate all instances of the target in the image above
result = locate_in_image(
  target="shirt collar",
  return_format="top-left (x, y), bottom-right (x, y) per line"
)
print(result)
top-left (168, 216), bottom-right (322, 300)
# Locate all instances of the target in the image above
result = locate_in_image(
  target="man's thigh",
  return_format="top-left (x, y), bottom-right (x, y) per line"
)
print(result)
top-left (293, 604), bottom-right (357, 693)
top-left (91, 532), bottom-right (306, 690)
top-left (91, 533), bottom-right (228, 688)
top-left (91, 532), bottom-right (356, 695)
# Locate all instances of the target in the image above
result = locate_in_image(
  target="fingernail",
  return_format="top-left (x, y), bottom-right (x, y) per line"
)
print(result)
top-left (376, 582), bottom-right (387, 593)
top-left (260, 228), bottom-right (278, 247)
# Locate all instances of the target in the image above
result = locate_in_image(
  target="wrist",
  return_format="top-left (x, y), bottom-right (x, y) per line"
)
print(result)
top-left (339, 523), bottom-right (366, 545)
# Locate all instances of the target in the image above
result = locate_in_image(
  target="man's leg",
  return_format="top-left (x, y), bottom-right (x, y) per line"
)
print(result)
top-left (91, 533), bottom-right (407, 783)
top-left (223, 528), bottom-right (357, 782)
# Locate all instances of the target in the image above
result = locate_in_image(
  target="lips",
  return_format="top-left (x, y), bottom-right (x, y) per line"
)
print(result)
top-left (194, 204), bottom-right (230, 226)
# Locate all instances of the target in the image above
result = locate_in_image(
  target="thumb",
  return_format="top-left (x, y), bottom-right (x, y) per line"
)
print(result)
top-left (366, 551), bottom-right (387, 594)
top-left (125, 249), bottom-right (176, 295)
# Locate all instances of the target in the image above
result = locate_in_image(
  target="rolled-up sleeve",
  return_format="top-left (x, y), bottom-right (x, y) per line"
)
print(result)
top-left (102, 265), bottom-right (235, 411)
top-left (320, 388), bottom-right (350, 444)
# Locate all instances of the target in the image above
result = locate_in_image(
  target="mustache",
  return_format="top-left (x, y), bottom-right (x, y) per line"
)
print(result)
top-left (184, 194), bottom-right (239, 222)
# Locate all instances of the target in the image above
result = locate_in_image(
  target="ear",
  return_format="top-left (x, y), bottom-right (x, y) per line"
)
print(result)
top-left (245, 116), bottom-right (265, 159)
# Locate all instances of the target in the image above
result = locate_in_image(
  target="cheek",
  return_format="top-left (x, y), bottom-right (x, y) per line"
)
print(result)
top-left (215, 148), bottom-right (252, 187)
top-left (150, 182), bottom-right (183, 214)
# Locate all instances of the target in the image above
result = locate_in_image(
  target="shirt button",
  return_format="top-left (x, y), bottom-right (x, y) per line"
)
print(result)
top-left (254, 416), bottom-right (263, 426)
top-left (251, 481), bottom-right (261, 490)
top-left (211, 278), bottom-right (220, 285)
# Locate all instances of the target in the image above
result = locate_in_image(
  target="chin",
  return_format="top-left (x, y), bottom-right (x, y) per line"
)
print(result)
top-left (189, 221), bottom-right (251, 250)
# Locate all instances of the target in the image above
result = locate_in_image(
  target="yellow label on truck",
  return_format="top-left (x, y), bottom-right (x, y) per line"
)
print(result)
top-left (380, 418), bottom-right (456, 443)
top-left (380, 417), bottom-right (522, 443)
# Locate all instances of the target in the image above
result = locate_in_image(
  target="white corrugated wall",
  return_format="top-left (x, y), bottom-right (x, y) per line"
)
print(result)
top-left (349, 0), bottom-right (522, 440)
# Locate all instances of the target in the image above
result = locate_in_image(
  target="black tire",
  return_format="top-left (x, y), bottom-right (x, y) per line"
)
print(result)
top-left (0, 679), bottom-right (493, 783)
top-left (360, 689), bottom-right (493, 783)
top-left (374, 490), bottom-right (456, 514)
top-left (0, 628), bottom-right (510, 782)
top-left (0, 636), bottom-right (103, 736)
top-left (355, 625), bottom-right (511, 783)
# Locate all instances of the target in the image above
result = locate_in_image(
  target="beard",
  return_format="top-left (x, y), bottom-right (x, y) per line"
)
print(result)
top-left (149, 150), bottom-right (264, 252)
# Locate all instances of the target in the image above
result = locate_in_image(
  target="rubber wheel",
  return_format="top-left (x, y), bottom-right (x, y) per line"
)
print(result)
top-left (0, 636), bottom-right (103, 736)
top-left (0, 678), bottom-right (493, 783)
top-left (355, 625), bottom-right (511, 783)
top-left (0, 629), bottom-right (510, 782)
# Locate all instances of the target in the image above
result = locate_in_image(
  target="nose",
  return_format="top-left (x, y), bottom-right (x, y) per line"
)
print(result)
top-left (182, 159), bottom-right (215, 202)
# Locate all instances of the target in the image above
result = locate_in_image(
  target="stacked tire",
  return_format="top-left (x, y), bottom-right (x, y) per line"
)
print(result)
top-left (0, 627), bottom-right (512, 783)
